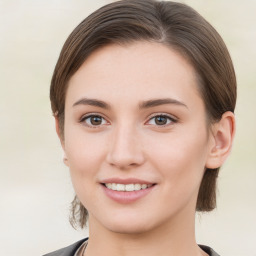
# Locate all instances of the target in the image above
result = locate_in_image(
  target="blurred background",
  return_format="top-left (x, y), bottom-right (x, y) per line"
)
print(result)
top-left (0, 0), bottom-right (255, 255)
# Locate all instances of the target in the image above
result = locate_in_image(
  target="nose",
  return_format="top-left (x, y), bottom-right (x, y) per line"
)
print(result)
top-left (106, 123), bottom-right (145, 170)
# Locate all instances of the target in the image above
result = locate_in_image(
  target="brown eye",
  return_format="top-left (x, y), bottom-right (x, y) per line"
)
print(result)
top-left (81, 115), bottom-right (108, 127)
top-left (155, 116), bottom-right (168, 125)
top-left (90, 116), bottom-right (102, 125)
top-left (147, 114), bottom-right (176, 127)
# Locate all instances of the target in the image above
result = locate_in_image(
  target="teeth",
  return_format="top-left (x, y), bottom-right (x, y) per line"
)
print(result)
top-left (116, 184), bottom-right (125, 191)
top-left (141, 184), bottom-right (147, 189)
top-left (134, 184), bottom-right (141, 190)
top-left (105, 183), bottom-right (152, 191)
top-left (106, 183), bottom-right (112, 189)
top-left (125, 184), bottom-right (134, 191)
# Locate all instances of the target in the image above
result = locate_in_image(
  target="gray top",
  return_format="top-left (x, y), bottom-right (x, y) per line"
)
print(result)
top-left (43, 238), bottom-right (220, 256)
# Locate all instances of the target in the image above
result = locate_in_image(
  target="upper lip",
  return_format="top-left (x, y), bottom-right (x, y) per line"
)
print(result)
top-left (100, 178), bottom-right (155, 185)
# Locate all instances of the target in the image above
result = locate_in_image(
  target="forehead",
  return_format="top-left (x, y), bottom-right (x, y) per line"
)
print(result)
top-left (66, 41), bottom-right (202, 110)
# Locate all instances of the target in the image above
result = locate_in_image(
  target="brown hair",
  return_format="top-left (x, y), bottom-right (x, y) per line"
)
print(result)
top-left (50, 0), bottom-right (236, 228)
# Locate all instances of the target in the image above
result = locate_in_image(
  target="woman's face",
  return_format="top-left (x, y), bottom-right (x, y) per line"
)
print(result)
top-left (62, 42), bottom-right (215, 234)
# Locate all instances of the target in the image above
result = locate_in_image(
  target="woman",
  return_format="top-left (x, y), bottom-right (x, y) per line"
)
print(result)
top-left (45, 0), bottom-right (236, 255)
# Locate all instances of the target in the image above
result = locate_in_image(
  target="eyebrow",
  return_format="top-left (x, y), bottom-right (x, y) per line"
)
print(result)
top-left (73, 97), bottom-right (188, 109)
top-left (139, 98), bottom-right (188, 109)
top-left (73, 98), bottom-right (110, 109)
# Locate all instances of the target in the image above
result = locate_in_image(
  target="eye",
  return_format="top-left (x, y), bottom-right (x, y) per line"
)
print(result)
top-left (80, 114), bottom-right (108, 128)
top-left (147, 114), bottom-right (177, 126)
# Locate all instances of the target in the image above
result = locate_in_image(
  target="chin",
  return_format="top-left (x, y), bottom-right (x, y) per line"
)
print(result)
top-left (108, 222), bottom-right (153, 235)
top-left (96, 211), bottom-right (162, 235)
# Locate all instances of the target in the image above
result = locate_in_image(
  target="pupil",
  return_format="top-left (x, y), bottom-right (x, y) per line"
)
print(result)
top-left (91, 116), bottom-right (102, 125)
top-left (156, 116), bottom-right (167, 125)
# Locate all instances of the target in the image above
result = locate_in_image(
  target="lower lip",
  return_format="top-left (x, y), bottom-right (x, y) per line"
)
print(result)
top-left (101, 184), bottom-right (155, 204)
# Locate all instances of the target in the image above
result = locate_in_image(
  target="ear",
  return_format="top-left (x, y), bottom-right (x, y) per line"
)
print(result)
top-left (206, 111), bottom-right (235, 169)
top-left (55, 116), bottom-right (69, 167)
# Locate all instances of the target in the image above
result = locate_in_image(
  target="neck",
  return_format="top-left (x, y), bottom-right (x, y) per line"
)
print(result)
top-left (84, 205), bottom-right (207, 256)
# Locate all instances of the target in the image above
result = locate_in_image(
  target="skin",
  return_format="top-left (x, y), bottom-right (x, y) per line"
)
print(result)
top-left (57, 42), bottom-right (235, 256)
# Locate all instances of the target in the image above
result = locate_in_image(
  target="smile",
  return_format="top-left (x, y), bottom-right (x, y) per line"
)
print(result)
top-left (104, 183), bottom-right (153, 191)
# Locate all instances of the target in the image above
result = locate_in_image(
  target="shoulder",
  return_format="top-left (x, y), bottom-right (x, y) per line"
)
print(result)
top-left (43, 238), bottom-right (88, 256)
top-left (199, 244), bottom-right (220, 256)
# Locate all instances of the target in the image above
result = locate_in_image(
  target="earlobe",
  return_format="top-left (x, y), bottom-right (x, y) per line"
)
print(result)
top-left (206, 111), bottom-right (235, 169)
top-left (63, 153), bottom-right (69, 167)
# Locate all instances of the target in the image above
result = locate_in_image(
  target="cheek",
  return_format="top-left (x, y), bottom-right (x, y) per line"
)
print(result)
top-left (146, 128), bottom-right (209, 188)
top-left (64, 132), bottom-right (108, 209)
top-left (146, 132), bottom-right (209, 213)
top-left (64, 129), bottom-right (107, 185)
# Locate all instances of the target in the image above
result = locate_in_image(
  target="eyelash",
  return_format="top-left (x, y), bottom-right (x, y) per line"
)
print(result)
top-left (79, 113), bottom-right (178, 129)
top-left (80, 113), bottom-right (109, 129)
top-left (146, 113), bottom-right (177, 127)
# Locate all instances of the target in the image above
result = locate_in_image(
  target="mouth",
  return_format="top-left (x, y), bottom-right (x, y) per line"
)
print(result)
top-left (102, 183), bottom-right (154, 192)
top-left (100, 180), bottom-right (156, 203)
top-left (100, 178), bottom-right (157, 203)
